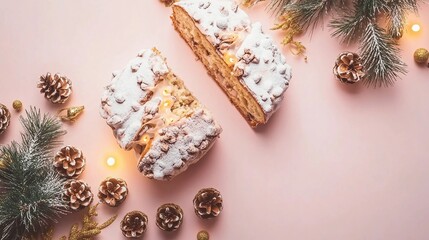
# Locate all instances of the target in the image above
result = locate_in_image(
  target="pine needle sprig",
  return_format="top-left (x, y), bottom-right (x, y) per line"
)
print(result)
top-left (0, 107), bottom-right (68, 240)
top-left (385, 0), bottom-right (419, 39)
top-left (360, 23), bottom-right (406, 87)
top-left (246, 0), bottom-right (422, 87)
top-left (329, 0), bottom-right (407, 86)
top-left (284, 0), bottom-right (342, 33)
top-left (330, 1), bottom-right (369, 44)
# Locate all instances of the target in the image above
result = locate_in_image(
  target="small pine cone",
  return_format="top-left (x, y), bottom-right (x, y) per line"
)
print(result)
top-left (98, 177), bottom-right (128, 207)
top-left (156, 203), bottom-right (183, 232)
top-left (193, 188), bottom-right (223, 219)
top-left (54, 146), bottom-right (86, 178)
top-left (160, 0), bottom-right (176, 6)
top-left (120, 211), bottom-right (148, 238)
top-left (333, 52), bottom-right (365, 84)
top-left (37, 73), bottom-right (72, 104)
top-left (0, 104), bottom-right (11, 135)
top-left (63, 179), bottom-right (93, 211)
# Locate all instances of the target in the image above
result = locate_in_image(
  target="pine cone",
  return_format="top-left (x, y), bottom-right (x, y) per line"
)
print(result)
top-left (37, 73), bottom-right (72, 104)
top-left (54, 146), bottom-right (86, 178)
top-left (120, 211), bottom-right (148, 238)
top-left (156, 203), bottom-right (183, 232)
top-left (63, 179), bottom-right (93, 211)
top-left (193, 188), bottom-right (223, 219)
top-left (98, 177), bottom-right (128, 207)
top-left (160, 0), bottom-right (176, 6)
top-left (333, 52), bottom-right (365, 84)
top-left (0, 104), bottom-right (11, 135)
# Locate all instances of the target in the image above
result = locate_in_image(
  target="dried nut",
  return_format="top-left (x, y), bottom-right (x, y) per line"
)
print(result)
top-left (241, 49), bottom-right (255, 64)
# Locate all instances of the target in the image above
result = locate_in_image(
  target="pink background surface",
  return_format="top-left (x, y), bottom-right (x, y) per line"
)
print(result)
top-left (1, 1), bottom-right (429, 239)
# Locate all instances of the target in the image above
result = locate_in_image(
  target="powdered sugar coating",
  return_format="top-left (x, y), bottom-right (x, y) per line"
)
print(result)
top-left (235, 23), bottom-right (291, 116)
top-left (138, 109), bottom-right (221, 180)
top-left (175, 0), bottom-right (292, 120)
top-left (100, 49), bottom-right (222, 180)
top-left (100, 50), bottom-right (168, 149)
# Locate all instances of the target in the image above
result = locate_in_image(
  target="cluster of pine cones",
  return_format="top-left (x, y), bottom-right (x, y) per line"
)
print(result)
top-left (118, 188), bottom-right (223, 238)
top-left (55, 146), bottom-right (129, 211)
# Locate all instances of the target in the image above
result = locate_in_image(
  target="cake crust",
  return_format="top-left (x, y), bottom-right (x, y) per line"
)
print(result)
top-left (100, 48), bottom-right (222, 180)
top-left (172, 0), bottom-right (292, 127)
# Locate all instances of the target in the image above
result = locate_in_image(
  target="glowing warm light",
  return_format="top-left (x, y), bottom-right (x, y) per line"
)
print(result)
top-left (223, 52), bottom-right (238, 66)
top-left (411, 24), bottom-right (421, 32)
top-left (142, 134), bottom-right (151, 143)
top-left (160, 99), bottom-right (173, 111)
top-left (106, 157), bottom-right (116, 167)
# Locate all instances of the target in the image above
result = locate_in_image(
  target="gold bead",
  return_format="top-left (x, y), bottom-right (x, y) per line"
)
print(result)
top-left (414, 48), bottom-right (429, 64)
top-left (12, 100), bottom-right (22, 111)
top-left (197, 230), bottom-right (209, 240)
top-left (223, 52), bottom-right (238, 67)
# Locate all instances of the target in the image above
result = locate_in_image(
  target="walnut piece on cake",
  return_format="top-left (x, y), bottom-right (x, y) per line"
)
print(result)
top-left (172, 0), bottom-right (292, 127)
top-left (100, 48), bottom-right (222, 180)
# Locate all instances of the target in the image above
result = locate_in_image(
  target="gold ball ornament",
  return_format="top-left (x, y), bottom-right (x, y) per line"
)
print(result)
top-left (197, 230), bottom-right (210, 240)
top-left (12, 100), bottom-right (23, 111)
top-left (414, 48), bottom-right (429, 64)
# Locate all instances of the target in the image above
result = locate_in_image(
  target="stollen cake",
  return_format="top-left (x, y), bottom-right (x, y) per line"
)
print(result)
top-left (100, 48), bottom-right (222, 180)
top-left (172, 0), bottom-right (292, 127)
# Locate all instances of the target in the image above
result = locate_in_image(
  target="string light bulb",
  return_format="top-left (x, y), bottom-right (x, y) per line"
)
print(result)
top-left (142, 134), bottom-right (151, 144)
top-left (106, 157), bottom-right (116, 167)
top-left (411, 23), bottom-right (421, 33)
top-left (160, 98), bottom-right (174, 112)
top-left (223, 52), bottom-right (238, 67)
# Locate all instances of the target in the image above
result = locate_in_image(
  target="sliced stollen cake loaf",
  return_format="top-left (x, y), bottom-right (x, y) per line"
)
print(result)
top-left (172, 0), bottom-right (292, 127)
top-left (100, 48), bottom-right (222, 180)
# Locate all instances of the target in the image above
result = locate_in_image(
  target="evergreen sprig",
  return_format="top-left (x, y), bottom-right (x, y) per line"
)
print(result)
top-left (245, 0), bottom-right (421, 87)
top-left (0, 107), bottom-right (68, 240)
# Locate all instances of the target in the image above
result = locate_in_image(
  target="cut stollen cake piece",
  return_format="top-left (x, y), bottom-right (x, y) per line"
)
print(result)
top-left (172, 0), bottom-right (292, 127)
top-left (100, 48), bottom-right (222, 180)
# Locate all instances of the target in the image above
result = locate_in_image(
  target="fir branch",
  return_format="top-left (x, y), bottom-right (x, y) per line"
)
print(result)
top-left (360, 23), bottom-right (406, 87)
top-left (0, 107), bottom-right (68, 240)
top-left (330, 0), bottom-right (369, 44)
top-left (256, 0), bottom-right (422, 87)
top-left (284, 0), bottom-right (341, 33)
top-left (385, 0), bottom-right (419, 39)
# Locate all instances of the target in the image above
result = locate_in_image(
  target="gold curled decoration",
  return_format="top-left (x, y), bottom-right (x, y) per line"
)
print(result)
top-left (58, 106), bottom-right (84, 122)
